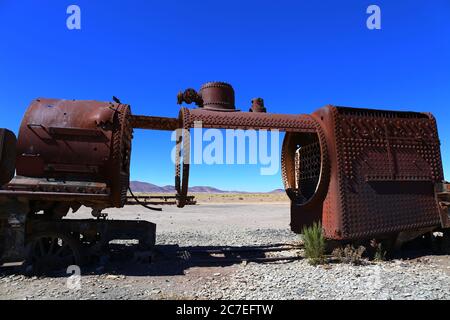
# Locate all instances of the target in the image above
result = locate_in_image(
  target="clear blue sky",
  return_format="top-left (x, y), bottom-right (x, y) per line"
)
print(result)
top-left (0, 1), bottom-right (449, 192)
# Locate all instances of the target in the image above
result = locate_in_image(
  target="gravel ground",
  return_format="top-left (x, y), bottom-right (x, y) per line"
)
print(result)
top-left (1, 203), bottom-right (450, 300)
top-left (198, 259), bottom-right (450, 300)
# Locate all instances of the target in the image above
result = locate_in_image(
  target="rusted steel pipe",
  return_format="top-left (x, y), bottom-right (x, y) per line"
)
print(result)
top-left (130, 115), bottom-right (179, 131)
top-left (179, 107), bottom-right (317, 132)
top-left (174, 107), bottom-right (325, 209)
top-left (0, 190), bottom-right (109, 202)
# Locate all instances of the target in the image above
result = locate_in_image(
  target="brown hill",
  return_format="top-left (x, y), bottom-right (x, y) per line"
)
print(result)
top-left (129, 181), bottom-right (284, 194)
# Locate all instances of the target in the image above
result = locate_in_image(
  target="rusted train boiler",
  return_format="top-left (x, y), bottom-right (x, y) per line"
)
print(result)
top-left (0, 81), bottom-right (449, 272)
top-left (171, 82), bottom-right (450, 244)
top-left (0, 99), bottom-right (155, 272)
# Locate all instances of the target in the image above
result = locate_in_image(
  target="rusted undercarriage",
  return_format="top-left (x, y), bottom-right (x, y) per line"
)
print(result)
top-left (0, 81), bottom-right (449, 272)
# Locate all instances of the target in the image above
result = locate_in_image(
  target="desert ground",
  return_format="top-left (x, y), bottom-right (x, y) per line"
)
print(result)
top-left (137, 192), bottom-right (290, 204)
top-left (1, 196), bottom-right (450, 300)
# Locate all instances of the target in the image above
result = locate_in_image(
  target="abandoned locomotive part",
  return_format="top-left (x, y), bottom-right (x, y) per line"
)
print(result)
top-left (21, 218), bottom-right (156, 274)
top-left (249, 98), bottom-right (267, 113)
top-left (177, 81), bottom-right (238, 112)
top-left (15, 98), bottom-right (133, 209)
top-left (0, 98), bottom-right (151, 271)
top-left (0, 129), bottom-right (16, 186)
top-left (285, 106), bottom-right (445, 241)
top-left (0, 81), bottom-right (450, 272)
top-left (129, 115), bottom-right (179, 131)
top-left (172, 82), bottom-right (448, 243)
top-left (126, 195), bottom-right (197, 206)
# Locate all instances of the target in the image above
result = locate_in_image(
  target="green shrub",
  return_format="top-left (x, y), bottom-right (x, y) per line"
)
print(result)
top-left (302, 222), bottom-right (326, 265)
top-left (370, 240), bottom-right (387, 262)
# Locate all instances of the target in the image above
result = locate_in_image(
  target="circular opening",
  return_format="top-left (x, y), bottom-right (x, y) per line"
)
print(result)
top-left (295, 134), bottom-right (321, 203)
top-left (282, 132), bottom-right (322, 205)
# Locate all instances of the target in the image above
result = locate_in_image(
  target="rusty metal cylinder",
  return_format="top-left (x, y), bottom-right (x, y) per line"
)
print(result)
top-left (16, 99), bottom-right (133, 207)
top-left (199, 82), bottom-right (236, 111)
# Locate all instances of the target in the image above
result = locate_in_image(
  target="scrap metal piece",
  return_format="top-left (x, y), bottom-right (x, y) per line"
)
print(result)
top-left (199, 82), bottom-right (237, 112)
top-left (0, 129), bottom-right (16, 186)
top-left (174, 83), bottom-right (445, 241)
top-left (181, 107), bottom-right (317, 131)
top-left (177, 82), bottom-right (237, 112)
top-left (249, 98), bottom-right (267, 113)
top-left (174, 105), bottom-right (324, 208)
top-left (0, 80), bottom-right (447, 271)
top-left (15, 98), bottom-right (133, 208)
top-left (126, 195), bottom-right (196, 206)
top-left (177, 88), bottom-right (203, 107)
top-left (287, 106), bottom-right (444, 240)
top-left (130, 115), bottom-right (179, 131)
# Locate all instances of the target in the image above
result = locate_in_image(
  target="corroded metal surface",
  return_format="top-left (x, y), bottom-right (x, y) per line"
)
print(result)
top-left (288, 105), bottom-right (444, 240)
top-left (15, 98), bottom-right (132, 208)
top-left (172, 84), bottom-right (445, 241)
top-left (181, 107), bottom-right (317, 131)
top-left (0, 129), bottom-right (16, 186)
top-left (198, 82), bottom-right (236, 112)
top-left (249, 98), bottom-right (267, 113)
top-left (432, 183), bottom-right (450, 228)
top-left (126, 195), bottom-right (196, 206)
top-left (130, 115), bottom-right (179, 131)
top-left (173, 107), bottom-right (321, 208)
top-left (0, 82), bottom-right (448, 271)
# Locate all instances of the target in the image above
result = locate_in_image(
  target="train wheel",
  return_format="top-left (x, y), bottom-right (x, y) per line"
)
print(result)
top-left (24, 232), bottom-right (83, 275)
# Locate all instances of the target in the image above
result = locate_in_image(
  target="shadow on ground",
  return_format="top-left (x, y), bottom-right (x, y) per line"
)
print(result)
top-left (1, 237), bottom-right (449, 278)
top-left (0, 243), bottom-right (301, 278)
top-left (85, 243), bottom-right (301, 277)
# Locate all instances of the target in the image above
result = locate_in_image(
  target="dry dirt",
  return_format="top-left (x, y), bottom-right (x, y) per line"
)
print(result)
top-left (1, 201), bottom-right (450, 300)
top-left (137, 192), bottom-right (290, 204)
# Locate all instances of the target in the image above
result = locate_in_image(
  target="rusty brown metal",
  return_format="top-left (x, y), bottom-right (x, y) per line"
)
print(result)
top-left (181, 107), bottom-right (317, 131)
top-left (199, 82), bottom-right (236, 111)
top-left (172, 105), bottom-right (324, 208)
top-left (1, 82), bottom-right (449, 272)
top-left (126, 195), bottom-right (196, 206)
top-left (0, 129), bottom-right (16, 186)
top-left (173, 83), bottom-right (446, 242)
top-left (435, 182), bottom-right (450, 228)
top-left (177, 88), bottom-right (203, 107)
top-left (15, 98), bottom-right (133, 209)
top-left (285, 106), bottom-right (444, 240)
top-left (130, 115), bottom-right (179, 131)
top-left (249, 98), bottom-right (267, 113)
top-left (177, 82), bottom-right (237, 112)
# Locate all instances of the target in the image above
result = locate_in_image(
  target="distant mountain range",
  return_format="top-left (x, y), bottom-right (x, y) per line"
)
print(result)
top-left (129, 181), bottom-right (284, 194)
